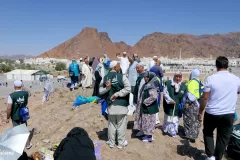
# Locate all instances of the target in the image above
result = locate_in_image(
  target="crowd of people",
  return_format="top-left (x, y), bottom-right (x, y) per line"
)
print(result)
top-left (4, 52), bottom-right (240, 160)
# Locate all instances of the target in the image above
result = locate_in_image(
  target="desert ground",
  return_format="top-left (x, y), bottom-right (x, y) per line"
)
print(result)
top-left (0, 69), bottom-right (239, 160)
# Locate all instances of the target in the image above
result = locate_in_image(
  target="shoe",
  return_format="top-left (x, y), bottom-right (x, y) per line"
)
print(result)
top-left (136, 131), bottom-right (144, 137)
top-left (205, 156), bottom-right (215, 160)
top-left (142, 136), bottom-right (153, 142)
top-left (26, 143), bottom-right (32, 150)
top-left (117, 140), bottom-right (128, 149)
top-left (155, 120), bottom-right (160, 125)
top-left (106, 141), bottom-right (114, 148)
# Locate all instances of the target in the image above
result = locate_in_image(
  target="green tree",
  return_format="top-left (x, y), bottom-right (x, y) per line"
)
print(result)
top-left (55, 62), bottom-right (66, 71)
top-left (19, 59), bottom-right (24, 64)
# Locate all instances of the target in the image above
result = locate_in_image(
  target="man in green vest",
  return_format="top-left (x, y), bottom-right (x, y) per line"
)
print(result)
top-left (6, 80), bottom-right (32, 149)
top-left (99, 61), bottom-right (131, 149)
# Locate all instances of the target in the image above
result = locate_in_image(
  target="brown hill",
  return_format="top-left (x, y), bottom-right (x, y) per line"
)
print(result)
top-left (39, 27), bottom-right (240, 59)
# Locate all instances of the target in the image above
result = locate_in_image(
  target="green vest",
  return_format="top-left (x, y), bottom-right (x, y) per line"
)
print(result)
top-left (133, 73), bottom-right (144, 104)
top-left (228, 124), bottom-right (240, 155)
top-left (141, 88), bottom-right (159, 114)
top-left (10, 91), bottom-right (29, 121)
top-left (163, 80), bottom-right (187, 116)
top-left (103, 72), bottom-right (129, 107)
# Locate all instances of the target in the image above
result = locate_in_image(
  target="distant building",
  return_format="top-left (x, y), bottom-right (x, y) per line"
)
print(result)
top-left (6, 69), bottom-right (52, 81)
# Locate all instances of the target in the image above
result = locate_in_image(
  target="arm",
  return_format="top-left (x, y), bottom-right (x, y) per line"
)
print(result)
top-left (143, 88), bottom-right (158, 106)
top-left (99, 79), bottom-right (110, 95)
top-left (163, 87), bottom-right (173, 104)
top-left (199, 77), bottom-right (211, 121)
top-left (159, 67), bottom-right (164, 77)
top-left (7, 95), bottom-right (12, 121)
top-left (113, 75), bottom-right (131, 98)
top-left (238, 78), bottom-right (240, 94)
top-left (199, 92), bottom-right (210, 115)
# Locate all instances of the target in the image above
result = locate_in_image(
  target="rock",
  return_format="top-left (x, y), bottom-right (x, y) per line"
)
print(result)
top-left (42, 139), bottom-right (50, 143)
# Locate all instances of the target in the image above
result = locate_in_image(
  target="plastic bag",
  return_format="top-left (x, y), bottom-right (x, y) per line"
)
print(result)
top-left (73, 96), bottom-right (88, 107)
top-left (86, 96), bottom-right (99, 103)
top-left (234, 112), bottom-right (238, 121)
top-left (127, 93), bottom-right (135, 116)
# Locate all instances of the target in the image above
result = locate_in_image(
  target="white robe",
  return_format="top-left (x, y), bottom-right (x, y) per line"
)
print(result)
top-left (81, 64), bottom-right (93, 88)
top-left (117, 57), bottom-right (130, 75)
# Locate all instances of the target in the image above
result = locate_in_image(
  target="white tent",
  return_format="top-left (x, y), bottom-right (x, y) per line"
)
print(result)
top-left (6, 69), bottom-right (51, 81)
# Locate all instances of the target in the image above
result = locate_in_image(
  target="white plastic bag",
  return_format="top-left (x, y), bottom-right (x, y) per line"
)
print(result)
top-left (127, 93), bottom-right (135, 116)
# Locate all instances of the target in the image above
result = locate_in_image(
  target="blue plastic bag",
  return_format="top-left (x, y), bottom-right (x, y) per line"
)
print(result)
top-left (234, 112), bottom-right (238, 121)
top-left (19, 107), bottom-right (30, 121)
top-left (73, 96), bottom-right (88, 107)
top-left (178, 103), bottom-right (184, 118)
top-left (86, 96), bottom-right (99, 103)
top-left (101, 101), bottom-right (108, 116)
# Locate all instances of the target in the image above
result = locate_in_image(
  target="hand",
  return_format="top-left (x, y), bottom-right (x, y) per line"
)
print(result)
top-left (106, 81), bottom-right (111, 89)
top-left (110, 95), bottom-right (116, 101)
top-left (198, 113), bottom-right (203, 122)
top-left (185, 103), bottom-right (189, 109)
top-left (170, 100), bottom-right (176, 105)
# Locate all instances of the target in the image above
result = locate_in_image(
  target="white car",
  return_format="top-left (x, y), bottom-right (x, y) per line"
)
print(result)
top-left (57, 76), bottom-right (66, 81)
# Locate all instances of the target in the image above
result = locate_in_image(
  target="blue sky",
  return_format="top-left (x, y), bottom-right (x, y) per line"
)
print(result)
top-left (0, 0), bottom-right (239, 56)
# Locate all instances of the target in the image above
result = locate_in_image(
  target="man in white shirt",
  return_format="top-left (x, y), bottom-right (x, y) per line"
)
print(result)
top-left (116, 52), bottom-right (130, 75)
top-left (199, 56), bottom-right (240, 160)
top-left (147, 56), bottom-right (158, 71)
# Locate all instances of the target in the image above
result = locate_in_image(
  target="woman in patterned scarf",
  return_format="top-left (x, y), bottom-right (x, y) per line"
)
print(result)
top-left (162, 72), bottom-right (187, 138)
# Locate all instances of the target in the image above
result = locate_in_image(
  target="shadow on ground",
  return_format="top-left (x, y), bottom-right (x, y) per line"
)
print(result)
top-left (177, 140), bottom-right (205, 160)
top-left (96, 128), bottom-right (108, 141)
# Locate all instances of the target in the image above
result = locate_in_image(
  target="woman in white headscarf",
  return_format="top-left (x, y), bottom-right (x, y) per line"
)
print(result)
top-left (182, 69), bottom-right (203, 143)
top-left (162, 72), bottom-right (187, 138)
top-left (42, 79), bottom-right (54, 105)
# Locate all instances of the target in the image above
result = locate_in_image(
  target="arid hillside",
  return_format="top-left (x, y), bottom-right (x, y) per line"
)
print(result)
top-left (38, 27), bottom-right (240, 59)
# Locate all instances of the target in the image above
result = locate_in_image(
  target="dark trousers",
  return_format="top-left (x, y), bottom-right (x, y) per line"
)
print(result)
top-left (203, 112), bottom-right (234, 160)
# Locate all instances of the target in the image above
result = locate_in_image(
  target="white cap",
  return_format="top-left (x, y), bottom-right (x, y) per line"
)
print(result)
top-left (123, 52), bottom-right (127, 54)
top-left (109, 61), bottom-right (118, 68)
top-left (79, 58), bottom-right (83, 61)
top-left (137, 62), bottom-right (145, 67)
top-left (153, 56), bottom-right (157, 59)
top-left (14, 80), bottom-right (22, 87)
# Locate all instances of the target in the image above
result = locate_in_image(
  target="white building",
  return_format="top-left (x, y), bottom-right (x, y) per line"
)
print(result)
top-left (6, 69), bottom-right (52, 81)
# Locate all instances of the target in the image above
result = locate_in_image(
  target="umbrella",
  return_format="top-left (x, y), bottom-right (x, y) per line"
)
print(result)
top-left (0, 124), bottom-right (30, 160)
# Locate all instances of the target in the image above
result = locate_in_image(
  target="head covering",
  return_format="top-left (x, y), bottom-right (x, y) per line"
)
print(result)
top-left (109, 61), bottom-right (118, 68)
top-left (172, 71), bottom-right (183, 92)
top-left (190, 69), bottom-right (200, 80)
top-left (137, 62), bottom-right (145, 67)
top-left (104, 53), bottom-right (107, 57)
top-left (123, 52), bottom-right (127, 55)
top-left (153, 56), bottom-right (157, 59)
top-left (54, 127), bottom-right (96, 160)
top-left (142, 71), bottom-right (159, 91)
top-left (79, 58), bottom-right (83, 61)
top-left (14, 80), bottom-right (22, 87)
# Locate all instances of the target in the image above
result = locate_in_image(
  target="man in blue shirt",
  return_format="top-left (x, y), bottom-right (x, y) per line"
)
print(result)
top-left (69, 59), bottom-right (80, 90)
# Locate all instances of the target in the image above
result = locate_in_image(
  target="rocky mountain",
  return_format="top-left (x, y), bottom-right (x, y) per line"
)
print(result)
top-left (38, 27), bottom-right (240, 59)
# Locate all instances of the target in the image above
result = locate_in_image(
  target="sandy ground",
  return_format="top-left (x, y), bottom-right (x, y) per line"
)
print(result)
top-left (0, 87), bottom-right (233, 160)
top-left (0, 68), bottom-right (239, 160)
